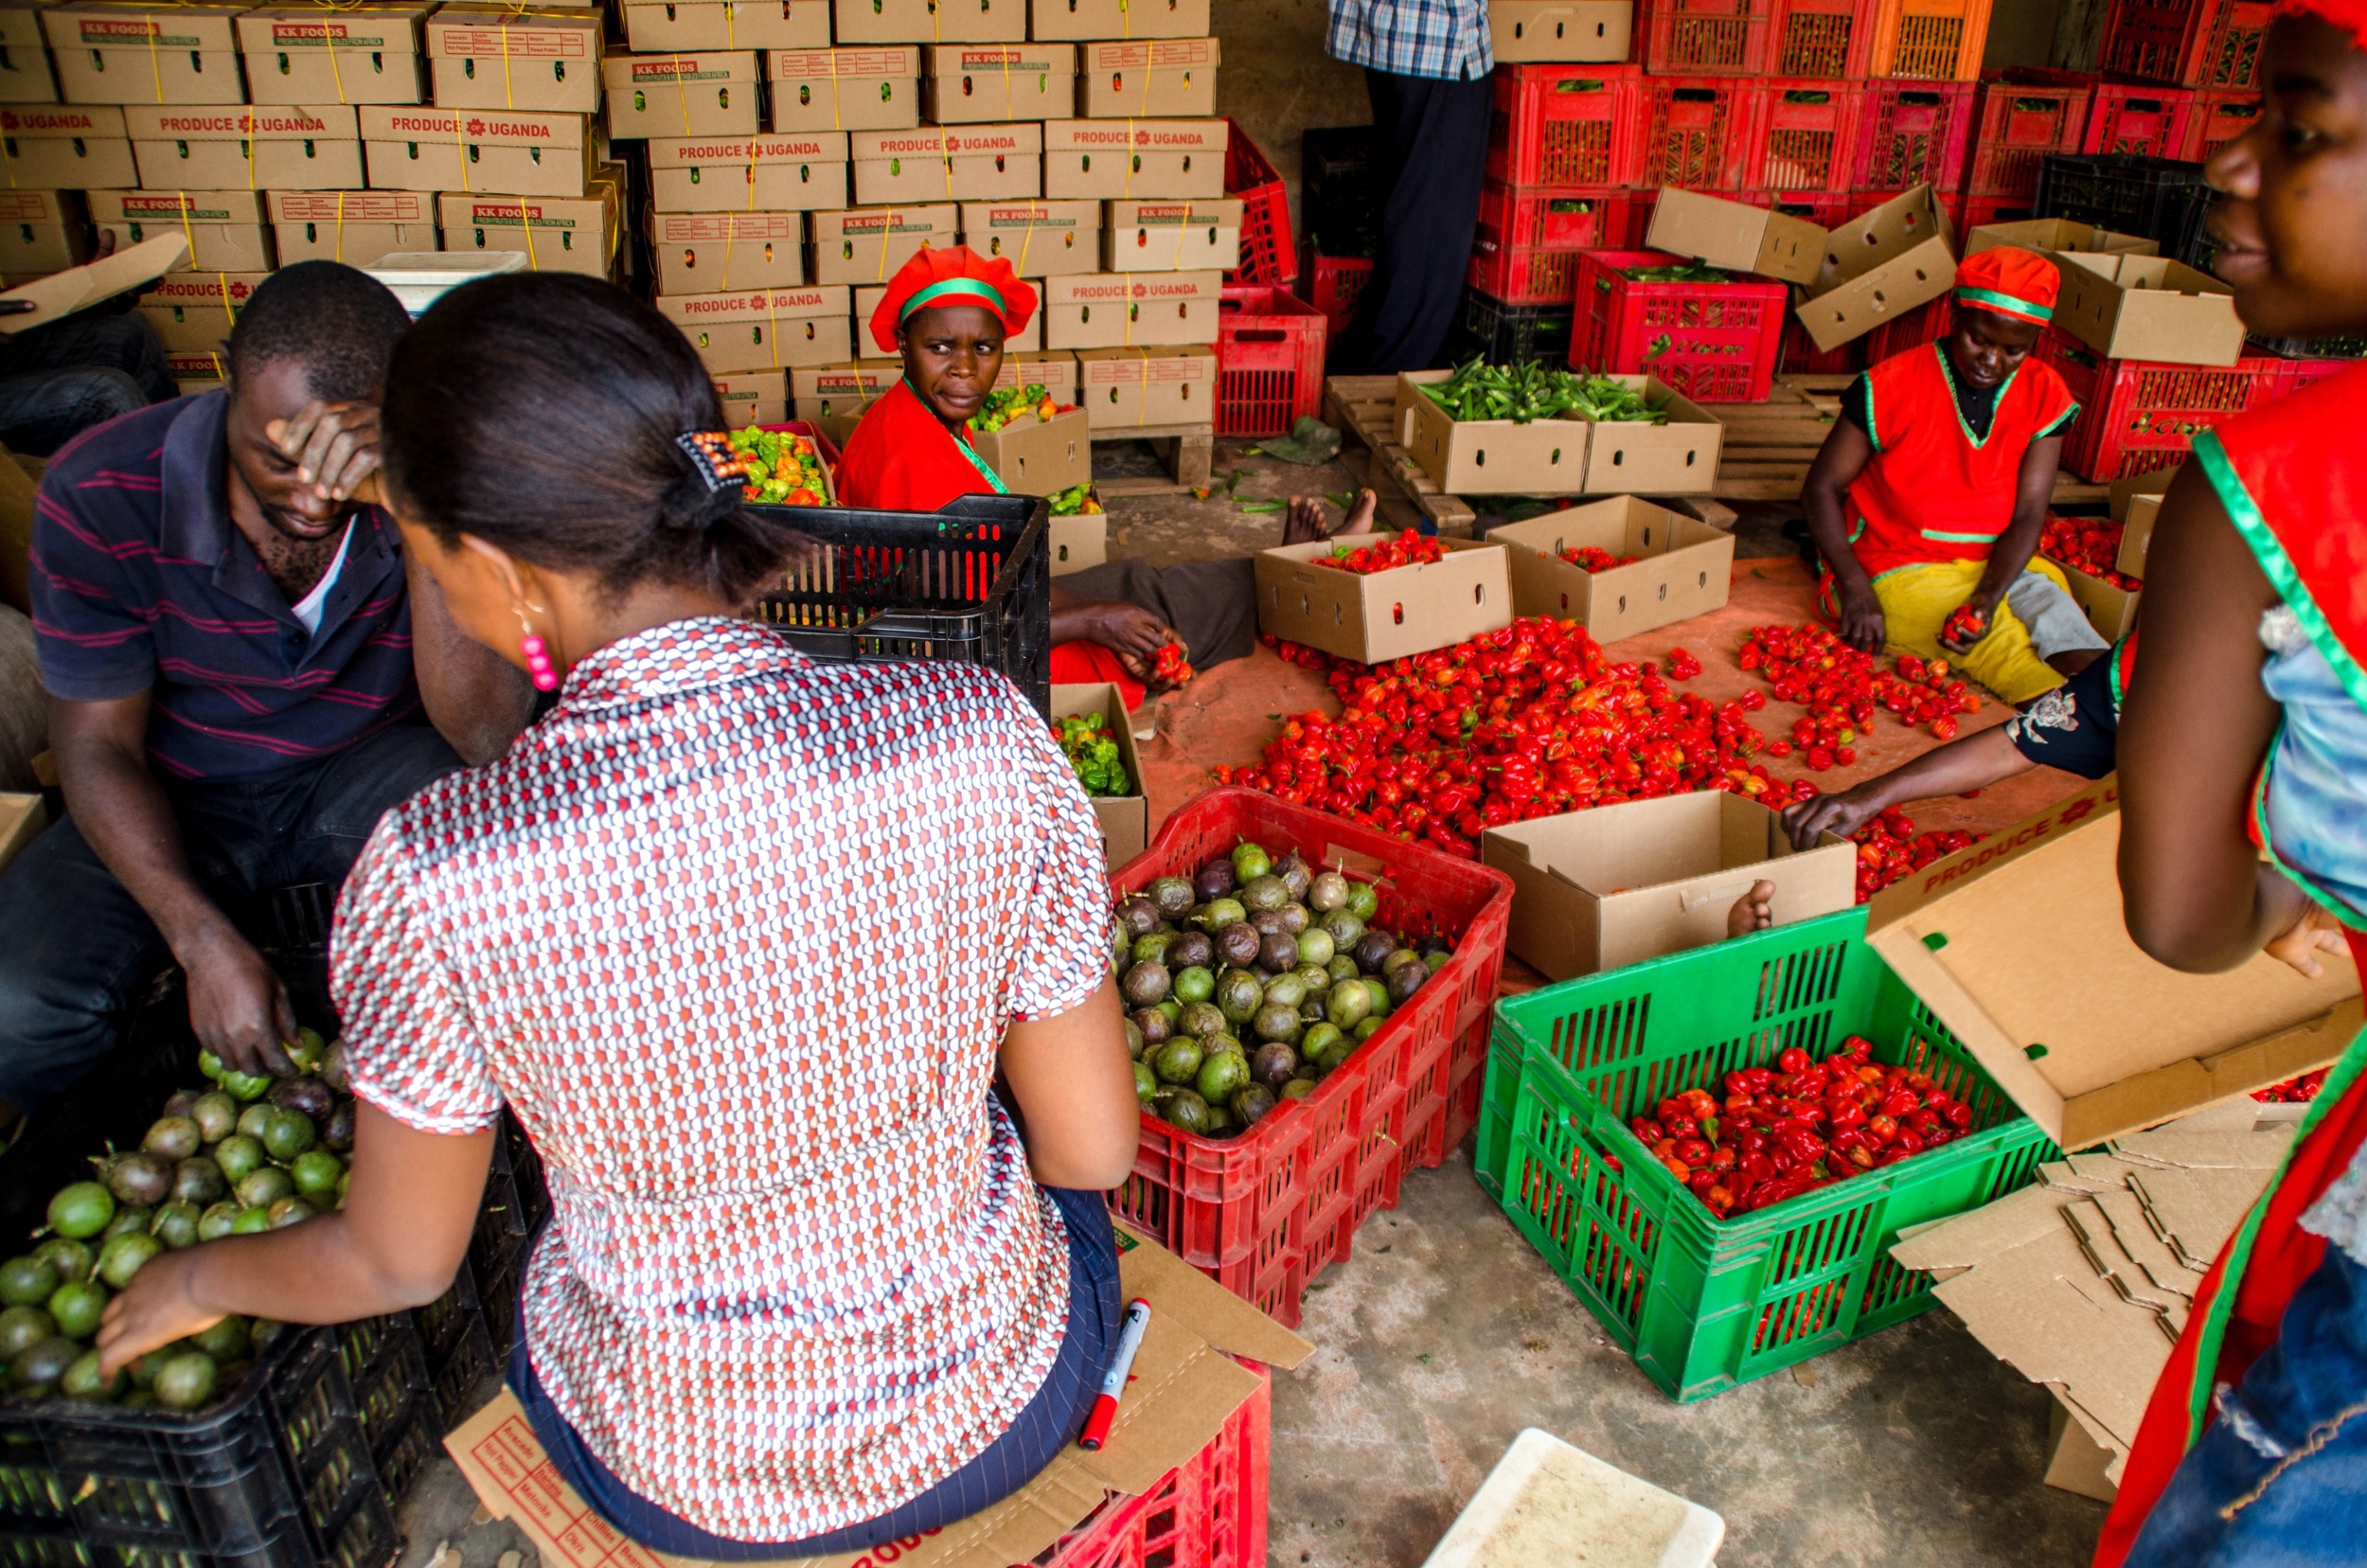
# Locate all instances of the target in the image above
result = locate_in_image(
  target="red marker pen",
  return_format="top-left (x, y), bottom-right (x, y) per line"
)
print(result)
top-left (1078, 1297), bottom-right (1153, 1451)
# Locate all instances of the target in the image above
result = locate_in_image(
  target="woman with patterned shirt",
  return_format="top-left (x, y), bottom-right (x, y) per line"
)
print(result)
top-left (94, 274), bottom-right (1143, 1556)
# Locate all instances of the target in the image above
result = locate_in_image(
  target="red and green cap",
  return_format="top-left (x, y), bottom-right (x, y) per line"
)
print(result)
top-left (1952, 245), bottom-right (2059, 325)
top-left (867, 243), bottom-right (1039, 352)
top-left (2274, 0), bottom-right (2367, 47)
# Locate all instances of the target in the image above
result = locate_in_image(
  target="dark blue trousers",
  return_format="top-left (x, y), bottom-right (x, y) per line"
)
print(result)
top-left (1332, 67), bottom-right (1494, 374)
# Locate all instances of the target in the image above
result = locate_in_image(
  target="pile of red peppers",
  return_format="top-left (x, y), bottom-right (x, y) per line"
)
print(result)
top-left (1627, 1038), bottom-right (1979, 1219)
top-left (1740, 622), bottom-right (1982, 755)
top-left (2254, 1069), bottom-right (2327, 1103)
top-left (2041, 515), bottom-right (2141, 590)
top-left (1559, 544), bottom-right (1637, 574)
top-left (1313, 529), bottom-right (1446, 574)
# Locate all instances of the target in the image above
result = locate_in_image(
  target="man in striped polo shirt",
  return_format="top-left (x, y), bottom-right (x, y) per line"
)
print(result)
top-left (0, 262), bottom-right (533, 1124)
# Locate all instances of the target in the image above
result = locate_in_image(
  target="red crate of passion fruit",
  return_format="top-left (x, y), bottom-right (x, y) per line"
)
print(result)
top-left (1027, 1369), bottom-right (1270, 1568)
top-left (1105, 789), bottom-right (1512, 1313)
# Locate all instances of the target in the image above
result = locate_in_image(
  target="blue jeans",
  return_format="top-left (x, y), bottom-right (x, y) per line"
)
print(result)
top-left (0, 311), bottom-right (174, 455)
top-left (0, 722), bottom-right (460, 1110)
top-left (2127, 1242), bottom-right (2367, 1566)
top-left (507, 1185), bottom-right (1122, 1559)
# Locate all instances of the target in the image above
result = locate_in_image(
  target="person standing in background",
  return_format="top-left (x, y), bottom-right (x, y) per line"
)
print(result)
top-left (1326, 0), bottom-right (1492, 373)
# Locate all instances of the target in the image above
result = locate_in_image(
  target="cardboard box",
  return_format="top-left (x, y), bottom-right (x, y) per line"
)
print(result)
top-left (850, 122), bottom-right (1040, 206)
top-left (1483, 793), bottom-right (1856, 981)
top-left (970, 403), bottom-right (1090, 497)
top-left (1965, 217), bottom-right (2157, 262)
top-left (711, 366), bottom-right (786, 424)
top-left (268, 188), bottom-right (436, 267)
top-left (1796, 185), bottom-right (1958, 353)
top-left (1255, 535), bottom-right (1510, 665)
top-left (789, 356), bottom-right (897, 419)
top-left (1052, 681), bottom-right (1146, 864)
top-left (810, 201), bottom-right (953, 283)
top-left (169, 346), bottom-right (224, 394)
top-left (2052, 251), bottom-right (2246, 367)
top-left (425, 9), bottom-right (602, 116)
top-left (2109, 470), bottom-right (2169, 523)
top-left (1049, 509), bottom-right (1103, 574)
top-left (0, 791), bottom-right (44, 876)
top-left (652, 208), bottom-right (806, 293)
top-left (1490, 497), bottom-right (1735, 644)
top-left (2046, 1399), bottom-right (2118, 1504)
top-left (1031, 0), bottom-right (1208, 40)
top-left (962, 197), bottom-right (1098, 276)
top-left (440, 186), bottom-right (618, 276)
top-left (657, 281), bottom-right (854, 372)
top-left (138, 267), bottom-right (265, 353)
top-left (1489, 0), bottom-right (1632, 61)
top-left (1864, 776), bottom-right (2363, 1149)
top-left (624, 0), bottom-right (831, 52)
top-left (834, 0), bottom-right (1024, 43)
top-left (1103, 197), bottom-right (1237, 272)
top-left (1642, 187), bottom-right (1825, 286)
top-left (648, 129), bottom-right (847, 212)
top-left (127, 103), bottom-right (363, 189)
top-left (1395, 367), bottom-right (1589, 495)
top-left (925, 44), bottom-right (1074, 123)
top-left (44, 2), bottom-right (244, 104)
top-left (0, 189), bottom-right (87, 277)
top-left (1000, 347), bottom-right (1077, 401)
top-left (91, 188), bottom-right (270, 272)
top-left (0, 103), bottom-right (135, 187)
top-left (764, 45), bottom-right (918, 133)
top-left (1044, 268), bottom-right (1219, 350)
top-left (237, 4), bottom-right (432, 106)
top-left (444, 1221), bottom-right (1308, 1568)
top-left (0, 4), bottom-right (59, 102)
top-left (2116, 492), bottom-right (2158, 579)
top-left (2046, 552), bottom-right (2141, 641)
top-left (0, 228), bottom-right (187, 333)
top-left (602, 51), bottom-right (757, 140)
top-left (1077, 36), bottom-right (1216, 118)
top-left (1077, 342), bottom-right (1211, 427)
top-left (1572, 374), bottom-right (1721, 494)
top-left (1043, 116), bottom-right (1225, 200)
top-left (362, 105), bottom-right (596, 198)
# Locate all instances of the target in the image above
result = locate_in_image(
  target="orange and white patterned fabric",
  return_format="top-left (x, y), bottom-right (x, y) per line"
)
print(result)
top-left (330, 617), bottom-right (1112, 1541)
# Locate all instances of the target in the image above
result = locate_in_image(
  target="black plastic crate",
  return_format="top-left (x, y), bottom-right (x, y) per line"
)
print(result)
top-left (427, 1322), bottom-right (499, 1436)
top-left (2252, 333), bottom-right (2367, 360)
top-left (1302, 125), bottom-right (1381, 258)
top-left (341, 1318), bottom-right (435, 1462)
top-left (746, 494), bottom-right (1052, 720)
top-left (414, 1263), bottom-right (484, 1368)
top-left (2035, 152), bottom-right (2214, 266)
top-left (467, 1122), bottom-right (543, 1285)
top-left (1446, 286), bottom-right (1575, 366)
top-left (365, 1408), bottom-right (441, 1516)
top-left (476, 1256), bottom-right (523, 1365)
top-left (2, 1483), bottom-right (398, 1568)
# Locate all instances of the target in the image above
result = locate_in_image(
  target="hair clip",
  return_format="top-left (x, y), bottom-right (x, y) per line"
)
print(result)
top-left (675, 430), bottom-right (754, 495)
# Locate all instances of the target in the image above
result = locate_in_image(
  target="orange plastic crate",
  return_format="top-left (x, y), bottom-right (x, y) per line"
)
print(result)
top-left (1639, 0), bottom-right (1775, 75)
top-left (1869, 0), bottom-right (1991, 80)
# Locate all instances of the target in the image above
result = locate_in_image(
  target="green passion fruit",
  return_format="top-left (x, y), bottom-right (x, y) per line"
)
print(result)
top-left (1177, 1001), bottom-right (1227, 1039)
top-left (46, 1183), bottom-right (115, 1240)
top-left (46, 1279), bottom-right (106, 1341)
top-left (1194, 1049), bottom-right (1250, 1104)
top-left (191, 1316), bottom-right (251, 1363)
top-left (1261, 972), bottom-right (1307, 1010)
top-left (236, 1103), bottom-right (275, 1141)
top-left (151, 1201), bottom-right (203, 1251)
top-left (98, 1232), bottom-right (162, 1289)
top-left (1154, 1086), bottom-right (1212, 1135)
top-left (1132, 1061), bottom-right (1158, 1103)
top-left (0, 1256), bottom-right (58, 1309)
top-left (61, 1349), bottom-right (122, 1401)
top-left (103, 1205), bottom-right (153, 1240)
top-left (1151, 1037), bottom-right (1204, 1087)
top-left (0, 1306), bottom-right (55, 1358)
top-left (1216, 970), bottom-right (1263, 1025)
top-left (152, 1352), bottom-right (218, 1411)
top-left (189, 1092), bottom-right (238, 1143)
top-left (1171, 965), bottom-right (1215, 1005)
top-left (172, 1156), bottom-right (226, 1206)
top-left (230, 1207), bottom-right (271, 1236)
top-left (12, 1335), bottom-right (79, 1393)
top-left (235, 1167), bottom-right (294, 1210)
top-left (142, 1116), bottom-right (202, 1162)
top-left (212, 1135), bottom-right (266, 1184)
top-left (1231, 842), bottom-right (1272, 882)
top-left (198, 1202), bottom-right (241, 1241)
top-left (33, 1238), bottom-right (92, 1283)
top-left (260, 1109), bottom-right (315, 1162)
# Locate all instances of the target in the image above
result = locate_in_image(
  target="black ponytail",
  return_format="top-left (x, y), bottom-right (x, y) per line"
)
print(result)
top-left (380, 273), bottom-right (806, 603)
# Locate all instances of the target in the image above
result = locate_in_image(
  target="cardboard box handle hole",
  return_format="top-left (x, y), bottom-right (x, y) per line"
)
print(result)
top-left (1392, 602), bottom-right (1403, 624)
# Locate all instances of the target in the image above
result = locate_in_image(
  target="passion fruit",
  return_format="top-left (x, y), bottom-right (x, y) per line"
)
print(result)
top-left (1193, 861), bottom-right (1236, 901)
top-left (151, 1201), bottom-right (203, 1251)
top-left (1166, 929), bottom-right (1215, 971)
top-left (1326, 979), bottom-right (1373, 1030)
top-left (33, 1238), bottom-right (91, 1283)
top-left (320, 1100), bottom-right (357, 1154)
top-left (289, 1151), bottom-right (344, 1200)
top-left (1171, 965), bottom-right (1215, 1005)
top-left (317, 1040), bottom-right (350, 1095)
top-left (1258, 932), bottom-right (1300, 972)
top-left (1155, 1087), bottom-right (1212, 1135)
top-left (230, 1207), bottom-right (271, 1235)
top-left (1120, 961), bottom-right (1171, 1007)
top-left (172, 1156), bottom-right (226, 1206)
top-left (1273, 851), bottom-right (1312, 902)
top-left (1132, 1060), bottom-right (1158, 1102)
top-left (1216, 921), bottom-right (1262, 969)
top-left (260, 1110), bottom-right (315, 1163)
top-left (1253, 1003), bottom-right (1303, 1044)
top-left (1249, 907), bottom-right (1286, 937)
top-left (1216, 971), bottom-right (1263, 1025)
top-left (268, 1077), bottom-right (334, 1123)
top-left (1231, 1083), bottom-right (1277, 1127)
top-left (1262, 972), bottom-right (1307, 1010)
top-left (1116, 895), bottom-right (1161, 937)
top-left (1240, 874), bottom-right (1289, 914)
top-left (1194, 1049), bottom-right (1250, 1105)
top-left (1193, 896), bottom-right (1246, 933)
top-left (100, 1152), bottom-right (173, 1209)
top-left (192, 1316), bottom-right (251, 1363)
top-left (104, 1205), bottom-right (152, 1240)
top-left (46, 1279), bottom-right (105, 1340)
top-left (235, 1167), bottom-right (294, 1211)
top-left (1345, 881), bottom-right (1380, 921)
top-left (213, 1135), bottom-right (266, 1184)
top-left (1296, 928), bottom-right (1336, 969)
top-left (1279, 1078), bottom-right (1317, 1101)
top-left (12, 1335), bottom-right (79, 1393)
top-left (1130, 930), bottom-right (1175, 967)
top-left (1177, 1001), bottom-right (1227, 1039)
top-left (1325, 908), bottom-right (1369, 951)
top-left (218, 1067), bottom-right (274, 1103)
top-left (0, 1306), bottom-right (56, 1358)
top-left (1131, 1007), bottom-right (1170, 1049)
top-left (1388, 961), bottom-right (1429, 1005)
top-left (189, 1092), bottom-right (238, 1143)
top-left (1151, 1037), bottom-right (1204, 1087)
top-left (266, 1196), bottom-right (314, 1229)
top-left (142, 1116), bottom-right (202, 1162)
top-left (46, 1182), bottom-right (115, 1240)
top-left (98, 1232), bottom-right (162, 1289)
top-left (1250, 1042), bottom-right (1300, 1089)
top-left (1231, 842), bottom-right (1272, 882)
top-left (198, 1202), bottom-right (241, 1240)
top-left (1308, 869), bottom-right (1350, 912)
top-left (1275, 901), bottom-right (1309, 935)
top-left (61, 1348), bottom-right (121, 1401)
top-left (1148, 876), bottom-right (1196, 918)
top-left (152, 1351), bottom-right (218, 1411)
top-left (237, 1103), bottom-right (274, 1140)
top-left (0, 1256), bottom-right (57, 1309)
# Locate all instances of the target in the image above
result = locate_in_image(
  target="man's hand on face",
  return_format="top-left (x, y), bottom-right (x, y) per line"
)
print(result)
top-left (266, 401), bottom-right (383, 508)
top-left (183, 927), bottom-right (297, 1078)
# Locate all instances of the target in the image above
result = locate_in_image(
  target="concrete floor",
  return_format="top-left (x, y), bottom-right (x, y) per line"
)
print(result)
top-left (390, 441), bottom-right (2114, 1567)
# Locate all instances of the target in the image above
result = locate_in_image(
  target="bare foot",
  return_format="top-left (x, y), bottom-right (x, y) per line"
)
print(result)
top-left (1282, 489), bottom-right (1379, 545)
top-left (1726, 880), bottom-right (1777, 938)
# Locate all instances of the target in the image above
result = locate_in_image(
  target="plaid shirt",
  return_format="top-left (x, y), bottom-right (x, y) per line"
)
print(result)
top-left (1326, 0), bottom-right (1492, 80)
top-left (334, 618), bottom-right (1112, 1541)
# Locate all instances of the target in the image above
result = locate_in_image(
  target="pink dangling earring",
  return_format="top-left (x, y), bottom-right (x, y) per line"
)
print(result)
top-left (517, 607), bottom-right (559, 692)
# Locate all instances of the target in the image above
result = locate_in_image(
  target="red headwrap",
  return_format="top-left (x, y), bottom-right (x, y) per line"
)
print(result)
top-left (2275, 0), bottom-right (2367, 50)
top-left (1952, 245), bottom-right (2059, 325)
top-left (866, 243), bottom-right (1039, 352)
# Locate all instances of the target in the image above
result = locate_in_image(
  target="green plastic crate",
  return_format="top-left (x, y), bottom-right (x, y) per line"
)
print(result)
top-left (1479, 907), bottom-right (2056, 1401)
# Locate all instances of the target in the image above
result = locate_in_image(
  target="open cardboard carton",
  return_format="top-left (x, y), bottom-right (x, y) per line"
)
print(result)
top-left (1487, 0), bottom-right (1631, 61)
top-left (1964, 218), bottom-right (2156, 264)
top-left (3, 230), bottom-right (187, 333)
top-left (1254, 535), bottom-right (1510, 665)
top-left (2043, 551), bottom-right (2141, 641)
top-left (1865, 777), bottom-right (2360, 1149)
top-left (1489, 496), bottom-right (1735, 645)
top-left (2116, 492), bottom-right (2159, 579)
top-left (1049, 512), bottom-right (1105, 575)
top-left (445, 1221), bottom-right (1309, 1568)
top-left (1570, 375), bottom-right (1720, 494)
top-left (969, 404), bottom-right (1090, 497)
top-left (2053, 253), bottom-right (2246, 366)
top-left (1052, 682), bottom-right (1147, 865)
top-left (1484, 792), bottom-right (1855, 981)
top-left (1795, 185), bottom-right (1957, 352)
top-left (1395, 369), bottom-right (1587, 495)
top-left (1643, 187), bottom-right (1824, 286)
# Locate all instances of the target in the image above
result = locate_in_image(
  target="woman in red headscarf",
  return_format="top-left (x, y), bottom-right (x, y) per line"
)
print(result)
top-left (1800, 245), bottom-right (2106, 704)
top-left (837, 244), bottom-right (1378, 707)
top-left (2103, 6), bottom-right (2367, 1561)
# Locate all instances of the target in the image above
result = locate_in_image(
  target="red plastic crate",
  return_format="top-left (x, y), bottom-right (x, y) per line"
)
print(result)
top-left (1780, 314), bottom-right (1867, 377)
top-left (1863, 295), bottom-right (1950, 365)
top-left (1214, 284), bottom-right (1325, 437)
top-left (2083, 78), bottom-right (2198, 157)
top-left (2035, 328), bottom-right (2285, 482)
top-left (1468, 188), bottom-right (1636, 305)
top-left (1105, 789), bottom-right (1513, 1291)
top-left (1771, 0), bottom-right (1878, 76)
top-left (1745, 79), bottom-right (1865, 193)
top-left (1639, 76), bottom-right (1763, 192)
top-left (1308, 253), bottom-right (1372, 340)
top-left (2278, 357), bottom-right (2356, 398)
top-left (1852, 80), bottom-right (1975, 193)
top-left (2101, 0), bottom-right (2270, 92)
top-left (1966, 75), bottom-right (2091, 201)
top-left (1569, 248), bottom-right (1790, 403)
top-left (1221, 118), bottom-right (1295, 291)
top-left (1956, 191), bottom-right (2035, 230)
top-left (1639, 0), bottom-right (1775, 75)
top-left (1029, 1368), bottom-right (1270, 1568)
top-left (1486, 63), bottom-right (1642, 188)
top-left (2184, 88), bottom-right (2263, 162)
top-left (1467, 239), bottom-right (1582, 305)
